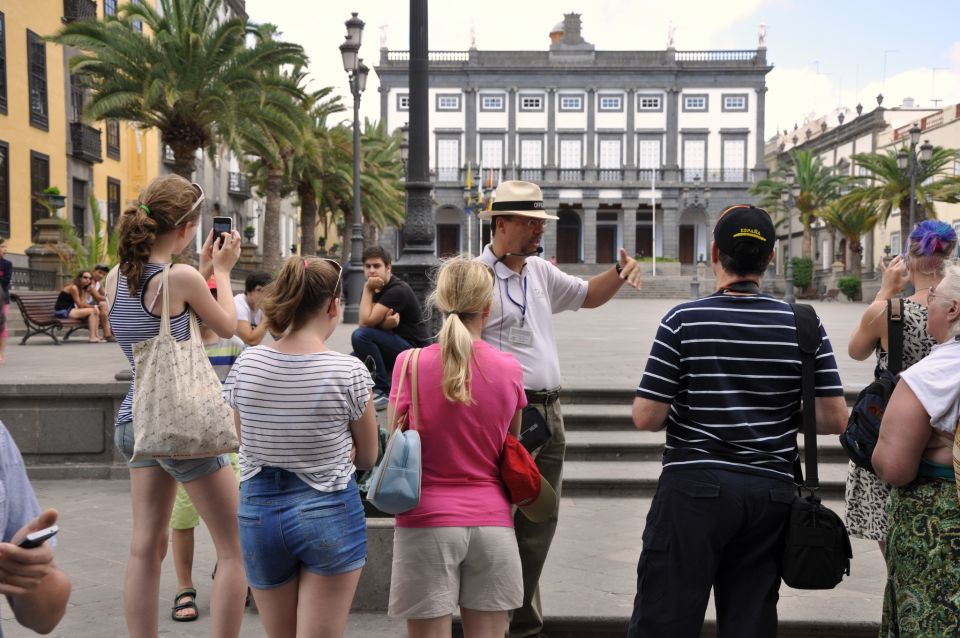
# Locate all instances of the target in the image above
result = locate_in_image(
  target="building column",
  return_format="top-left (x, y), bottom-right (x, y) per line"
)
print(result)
top-left (507, 87), bottom-right (517, 172)
top-left (661, 196), bottom-right (680, 260)
top-left (626, 89), bottom-right (636, 167)
top-left (665, 88), bottom-right (680, 180)
top-left (465, 88), bottom-right (477, 165)
top-left (379, 86), bottom-right (390, 130)
top-left (622, 198), bottom-right (638, 257)
top-left (753, 87), bottom-right (768, 180)
top-left (543, 195), bottom-right (559, 259)
top-left (586, 87), bottom-right (596, 168)
top-left (546, 89), bottom-right (557, 180)
top-left (583, 198), bottom-right (598, 264)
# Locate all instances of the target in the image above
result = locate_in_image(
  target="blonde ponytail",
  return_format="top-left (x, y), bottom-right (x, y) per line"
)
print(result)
top-left (429, 257), bottom-right (494, 404)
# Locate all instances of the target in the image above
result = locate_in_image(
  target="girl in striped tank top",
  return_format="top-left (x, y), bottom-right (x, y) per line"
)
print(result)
top-left (104, 174), bottom-right (247, 637)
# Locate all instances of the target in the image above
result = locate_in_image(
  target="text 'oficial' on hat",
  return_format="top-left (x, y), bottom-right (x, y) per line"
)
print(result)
top-left (713, 205), bottom-right (776, 260)
top-left (478, 180), bottom-right (560, 221)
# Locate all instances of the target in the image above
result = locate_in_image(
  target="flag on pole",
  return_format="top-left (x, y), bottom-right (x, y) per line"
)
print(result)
top-left (465, 161), bottom-right (473, 215)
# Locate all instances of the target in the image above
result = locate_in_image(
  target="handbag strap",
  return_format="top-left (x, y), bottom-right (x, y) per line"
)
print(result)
top-left (887, 298), bottom-right (904, 374)
top-left (408, 348), bottom-right (421, 431)
top-left (159, 264), bottom-right (172, 337)
top-left (791, 303), bottom-right (820, 489)
top-left (391, 348), bottom-right (419, 432)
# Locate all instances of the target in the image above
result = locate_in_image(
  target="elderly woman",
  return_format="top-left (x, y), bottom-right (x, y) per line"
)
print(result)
top-left (873, 262), bottom-right (960, 636)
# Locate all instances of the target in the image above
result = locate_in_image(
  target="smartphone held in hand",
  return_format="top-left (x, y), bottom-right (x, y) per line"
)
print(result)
top-left (19, 525), bottom-right (58, 549)
top-left (212, 217), bottom-right (233, 248)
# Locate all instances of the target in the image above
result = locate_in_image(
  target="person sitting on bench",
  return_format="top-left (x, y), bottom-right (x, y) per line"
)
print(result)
top-left (54, 271), bottom-right (106, 343)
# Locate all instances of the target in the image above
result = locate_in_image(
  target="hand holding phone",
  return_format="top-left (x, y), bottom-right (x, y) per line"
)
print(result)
top-left (212, 217), bottom-right (233, 248)
top-left (18, 525), bottom-right (58, 549)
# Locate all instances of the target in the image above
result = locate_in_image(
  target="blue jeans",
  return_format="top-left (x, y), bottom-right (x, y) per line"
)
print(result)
top-left (351, 326), bottom-right (413, 394)
top-left (238, 468), bottom-right (367, 588)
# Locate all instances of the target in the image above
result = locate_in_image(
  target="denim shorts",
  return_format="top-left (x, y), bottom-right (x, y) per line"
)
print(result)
top-left (238, 467), bottom-right (367, 588)
top-left (114, 420), bottom-right (229, 483)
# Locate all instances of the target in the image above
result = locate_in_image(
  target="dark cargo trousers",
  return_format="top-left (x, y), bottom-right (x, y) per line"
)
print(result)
top-left (628, 467), bottom-right (796, 638)
top-left (508, 397), bottom-right (565, 638)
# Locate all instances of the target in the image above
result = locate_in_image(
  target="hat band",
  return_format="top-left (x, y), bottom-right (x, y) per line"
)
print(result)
top-left (492, 200), bottom-right (545, 211)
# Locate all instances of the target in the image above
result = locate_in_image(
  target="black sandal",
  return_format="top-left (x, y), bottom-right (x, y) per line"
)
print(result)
top-left (172, 587), bottom-right (199, 622)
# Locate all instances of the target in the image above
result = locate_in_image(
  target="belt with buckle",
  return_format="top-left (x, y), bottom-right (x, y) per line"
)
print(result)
top-left (525, 388), bottom-right (561, 405)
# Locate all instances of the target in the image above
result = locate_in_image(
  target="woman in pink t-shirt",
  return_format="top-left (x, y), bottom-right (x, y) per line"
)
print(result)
top-left (387, 257), bottom-right (526, 637)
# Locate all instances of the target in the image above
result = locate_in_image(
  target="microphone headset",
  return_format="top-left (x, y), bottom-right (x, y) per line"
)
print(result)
top-left (495, 246), bottom-right (544, 262)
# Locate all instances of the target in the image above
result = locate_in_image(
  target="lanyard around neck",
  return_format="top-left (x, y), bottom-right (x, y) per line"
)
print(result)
top-left (504, 276), bottom-right (528, 327)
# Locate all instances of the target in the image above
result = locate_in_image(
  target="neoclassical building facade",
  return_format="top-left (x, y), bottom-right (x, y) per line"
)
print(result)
top-left (374, 14), bottom-right (771, 265)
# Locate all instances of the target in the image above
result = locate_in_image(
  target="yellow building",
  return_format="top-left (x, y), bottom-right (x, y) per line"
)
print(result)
top-left (0, 0), bottom-right (160, 262)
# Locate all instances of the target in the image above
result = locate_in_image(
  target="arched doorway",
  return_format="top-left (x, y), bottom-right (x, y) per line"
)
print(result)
top-left (556, 208), bottom-right (582, 263)
top-left (678, 206), bottom-right (708, 264)
top-left (435, 206), bottom-right (463, 257)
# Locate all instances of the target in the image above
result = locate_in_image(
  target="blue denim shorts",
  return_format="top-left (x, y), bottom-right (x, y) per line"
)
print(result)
top-left (238, 467), bottom-right (367, 588)
top-left (114, 420), bottom-right (229, 483)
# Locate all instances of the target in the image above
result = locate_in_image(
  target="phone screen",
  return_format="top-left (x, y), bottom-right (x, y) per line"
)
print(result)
top-left (212, 217), bottom-right (233, 247)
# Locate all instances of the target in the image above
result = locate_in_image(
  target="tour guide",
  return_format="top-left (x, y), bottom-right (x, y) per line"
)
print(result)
top-left (476, 180), bottom-right (642, 637)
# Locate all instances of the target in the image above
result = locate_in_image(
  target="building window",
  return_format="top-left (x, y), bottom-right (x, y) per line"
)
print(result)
top-left (682, 138), bottom-right (706, 180)
top-left (130, 0), bottom-right (142, 31)
top-left (70, 74), bottom-right (84, 121)
top-left (637, 139), bottom-right (662, 173)
top-left (683, 95), bottom-right (708, 112)
top-left (480, 138), bottom-right (503, 169)
top-left (519, 95), bottom-right (543, 111)
top-left (479, 94), bottom-right (504, 111)
top-left (0, 12), bottom-right (7, 115)
top-left (104, 0), bottom-right (117, 16)
top-left (722, 94), bottom-right (748, 111)
top-left (890, 232), bottom-right (901, 255)
top-left (27, 31), bottom-right (48, 129)
top-left (0, 141), bottom-right (8, 237)
top-left (396, 93), bottom-right (409, 111)
top-left (436, 138), bottom-right (460, 181)
top-left (954, 160), bottom-right (960, 176)
top-left (435, 94), bottom-right (461, 112)
top-left (30, 151), bottom-right (50, 237)
top-left (520, 139), bottom-right (542, 180)
top-left (954, 223), bottom-right (960, 257)
top-left (559, 139), bottom-right (582, 179)
top-left (722, 139), bottom-right (746, 181)
top-left (598, 139), bottom-right (622, 181)
top-left (106, 121), bottom-right (120, 160)
top-left (638, 95), bottom-right (662, 111)
top-left (559, 95), bottom-right (583, 111)
top-left (72, 179), bottom-right (87, 239)
top-left (107, 178), bottom-right (121, 234)
top-left (598, 95), bottom-right (623, 112)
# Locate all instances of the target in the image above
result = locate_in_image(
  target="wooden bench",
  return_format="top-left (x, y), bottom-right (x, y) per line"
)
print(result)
top-left (10, 291), bottom-right (88, 345)
top-left (822, 288), bottom-right (840, 302)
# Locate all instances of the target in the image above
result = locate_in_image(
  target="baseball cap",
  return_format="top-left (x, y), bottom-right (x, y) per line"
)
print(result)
top-left (500, 436), bottom-right (558, 523)
top-left (713, 205), bottom-right (775, 260)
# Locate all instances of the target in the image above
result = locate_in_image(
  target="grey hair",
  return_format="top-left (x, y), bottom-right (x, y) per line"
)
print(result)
top-left (937, 261), bottom-right (960, 338)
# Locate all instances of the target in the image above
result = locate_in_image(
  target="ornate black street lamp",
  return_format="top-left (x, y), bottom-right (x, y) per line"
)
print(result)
top-left (896, 125), bottom-right (934, 237)
top-left (781, 170), bottom-right (800, 303)
top-left (683, 175), bottom-right (711, 299)
top-left (339, 12), bottom-right (369, 323)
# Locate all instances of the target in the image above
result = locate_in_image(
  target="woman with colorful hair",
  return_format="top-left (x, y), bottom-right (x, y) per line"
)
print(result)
top-left (845, 219), bottom-right (957, 554)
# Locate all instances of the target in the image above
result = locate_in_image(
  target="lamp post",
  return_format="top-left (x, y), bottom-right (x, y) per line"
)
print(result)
top-left (896, 125), bottom-right (933, 238)
top-left (781, 170), bottom-right (800, 303)
top-left (683, 175), bottom-right (711, 299)
top-left (339, 12), bottom-right (368, 324)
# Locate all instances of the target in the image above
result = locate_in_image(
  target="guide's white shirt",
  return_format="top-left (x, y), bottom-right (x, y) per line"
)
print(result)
top-left (900, 337), bottom-right (960, 434)
top-left (477, 245), bottom-right (588, 391)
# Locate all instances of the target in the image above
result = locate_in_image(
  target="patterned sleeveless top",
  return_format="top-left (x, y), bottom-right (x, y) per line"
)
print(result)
top-left (876, 298), bottom-right (936, 373)
top-left (109, 263), bottom-right (192, 424)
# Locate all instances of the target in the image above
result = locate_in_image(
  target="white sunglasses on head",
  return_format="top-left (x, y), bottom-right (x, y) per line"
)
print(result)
top-left (174, 183), bottom-right (205, 225)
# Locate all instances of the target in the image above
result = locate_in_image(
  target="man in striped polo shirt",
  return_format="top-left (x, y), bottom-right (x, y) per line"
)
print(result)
top-left (628, 205), bottom-right (848, 638)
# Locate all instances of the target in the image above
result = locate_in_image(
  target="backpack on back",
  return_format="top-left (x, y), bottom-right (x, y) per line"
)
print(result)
top-left (839, 299), bottom-right (903, 474)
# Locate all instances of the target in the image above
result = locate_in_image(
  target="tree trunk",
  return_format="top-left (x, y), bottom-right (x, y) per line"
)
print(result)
top-left (298, 185), bottom-right (318, 257)
top-left (801, 215), bottom-right (813, 260)
top-left (261, 166), bottom-right (284, 274)
top-left (850, 240), bottom-right (863, 281)
top-left (170, 143), bottom-right (198, 263)
top-left (363, 222), bottom-right (379, 248)
top-left (899, 196), bottom-right (911, 250)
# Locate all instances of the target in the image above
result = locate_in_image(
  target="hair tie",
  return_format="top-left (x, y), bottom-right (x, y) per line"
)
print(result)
top-left (303, 259), bottom-right (309, 269)
top-left (139, 203), bottom-right (151, 216)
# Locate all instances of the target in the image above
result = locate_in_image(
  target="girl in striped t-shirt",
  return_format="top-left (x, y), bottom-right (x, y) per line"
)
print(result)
top-left (223, 256), bottom-right (378, 637)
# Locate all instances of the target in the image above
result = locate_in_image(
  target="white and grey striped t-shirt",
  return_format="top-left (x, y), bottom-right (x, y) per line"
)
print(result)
top-left (223, 347), bottom-right (373, 492)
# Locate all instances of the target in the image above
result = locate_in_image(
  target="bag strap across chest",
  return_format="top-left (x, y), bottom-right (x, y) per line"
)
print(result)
top-left (886, 298), bottom-right (904, 374)
top-left (791, 303), bottom-right (820, 489)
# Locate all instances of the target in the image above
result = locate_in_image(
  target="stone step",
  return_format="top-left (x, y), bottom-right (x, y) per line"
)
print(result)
top-left (564, 429), bottom-right (852, 463)
top-left (562, 460), bottom-right (850, 497)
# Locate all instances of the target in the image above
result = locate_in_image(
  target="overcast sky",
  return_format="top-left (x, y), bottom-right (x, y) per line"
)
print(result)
top-left (244, 0), bottom-right (960, 140)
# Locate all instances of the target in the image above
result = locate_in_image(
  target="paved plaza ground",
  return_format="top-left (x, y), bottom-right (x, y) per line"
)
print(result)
top-left (0, 297), bottom-right (879, 637)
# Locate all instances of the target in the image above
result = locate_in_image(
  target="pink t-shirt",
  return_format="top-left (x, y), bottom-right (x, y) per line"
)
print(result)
top-left (389, 341), bottom-right (527, 528)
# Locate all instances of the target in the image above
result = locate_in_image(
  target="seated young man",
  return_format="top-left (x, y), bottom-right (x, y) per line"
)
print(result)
top-left (352, 246), bottom-right (429, 407)
top-left (234, 272), bottom-right (273, 346)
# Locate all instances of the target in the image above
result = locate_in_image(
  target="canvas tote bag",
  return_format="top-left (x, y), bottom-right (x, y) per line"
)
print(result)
top-left (131, 265), bottom-right (239, 461)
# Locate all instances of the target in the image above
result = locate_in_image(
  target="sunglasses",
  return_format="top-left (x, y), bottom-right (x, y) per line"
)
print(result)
top-left (308, 258), bottom-right (343, 298)
top-left (174, 183), bottom-right (205, 226)
top-left (510, 216), bottom-right (548, 229)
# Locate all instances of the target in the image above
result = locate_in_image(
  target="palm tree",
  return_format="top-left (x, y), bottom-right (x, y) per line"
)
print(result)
top-left (51, 0), bottom-right (306, 179)
top-left (849, 146), bottom-right (960, 245)
top-left (751, 149), bottom-right (846, 259)
top-left (817, 191), bottom-right (881, 281)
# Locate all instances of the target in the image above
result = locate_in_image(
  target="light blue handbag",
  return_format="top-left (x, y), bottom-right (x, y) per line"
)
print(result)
top-left (367, 348), bottom-right (422, 515)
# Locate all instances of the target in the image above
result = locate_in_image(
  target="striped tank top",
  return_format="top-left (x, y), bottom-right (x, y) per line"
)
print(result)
top-left (109, 263), bottom-right (192, 424)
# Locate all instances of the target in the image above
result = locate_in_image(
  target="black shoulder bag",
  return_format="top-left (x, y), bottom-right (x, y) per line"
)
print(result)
top-left (781, 304), bottom-right (852, 590)
top-left (839, 298), bottom-right (904, 473)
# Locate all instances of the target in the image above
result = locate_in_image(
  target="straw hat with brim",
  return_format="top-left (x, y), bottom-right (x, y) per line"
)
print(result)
top-left (478, 180), bottom-right (559, 221)
top-left (500, 436), bottom-right (559, 523)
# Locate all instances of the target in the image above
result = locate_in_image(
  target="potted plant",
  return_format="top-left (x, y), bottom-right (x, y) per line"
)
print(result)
top-left (243, 224), bottom-right (256, 242)
top-left (40, 186), bottom-right (66, 210)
